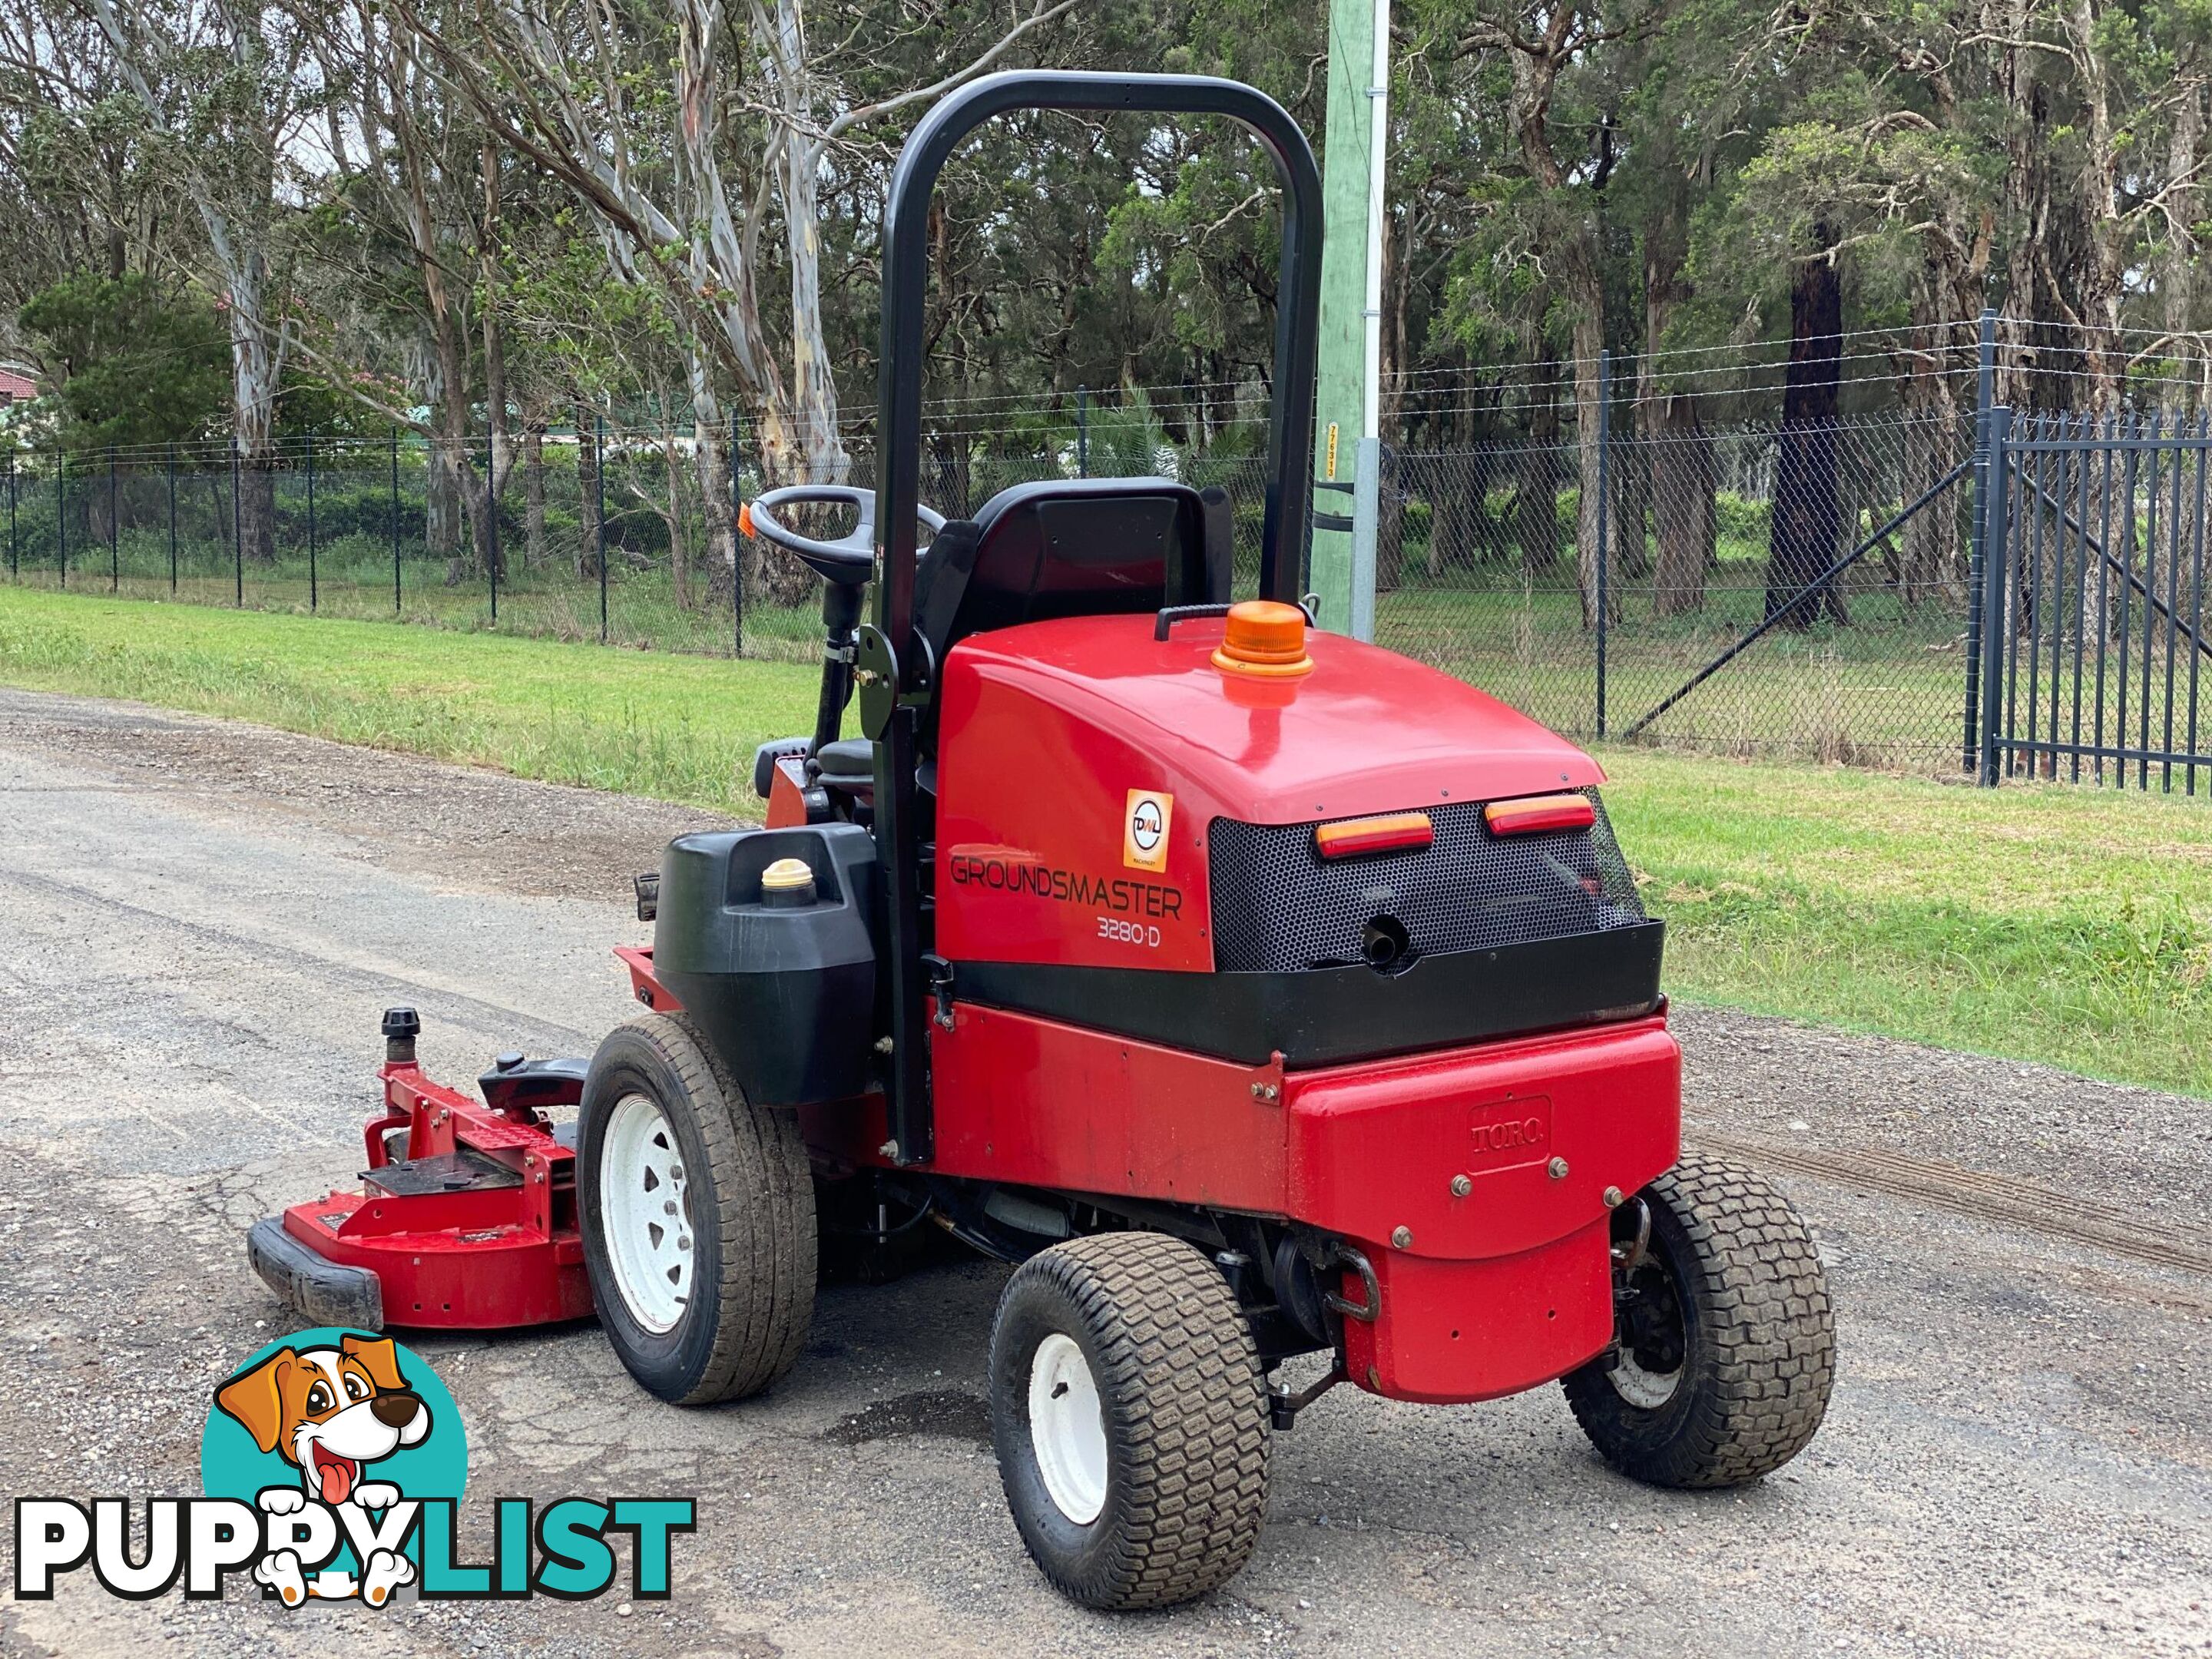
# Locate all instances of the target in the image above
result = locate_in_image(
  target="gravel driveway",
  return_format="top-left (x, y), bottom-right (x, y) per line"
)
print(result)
top-left (0, 687), bottom-right (2204, 1659)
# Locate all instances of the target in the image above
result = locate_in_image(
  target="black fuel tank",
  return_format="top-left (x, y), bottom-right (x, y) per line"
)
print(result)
top-left (650, 824), bottom-right (880, 1106)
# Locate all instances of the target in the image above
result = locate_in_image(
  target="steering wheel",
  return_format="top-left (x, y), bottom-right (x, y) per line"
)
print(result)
top-left (745, 485), bottom-right (945, 587)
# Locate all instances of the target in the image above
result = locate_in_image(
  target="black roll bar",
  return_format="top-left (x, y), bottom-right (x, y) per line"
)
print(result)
top-left (869, 70), bottom-right (1324, 1165)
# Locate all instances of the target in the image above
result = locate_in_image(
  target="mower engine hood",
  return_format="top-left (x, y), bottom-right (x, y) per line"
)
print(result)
top-left (940, 613), bottom-right (1603, 824)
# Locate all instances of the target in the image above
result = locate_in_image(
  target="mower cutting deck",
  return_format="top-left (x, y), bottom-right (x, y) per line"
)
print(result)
top-left (248, 68), bottom-right (1834, 1612)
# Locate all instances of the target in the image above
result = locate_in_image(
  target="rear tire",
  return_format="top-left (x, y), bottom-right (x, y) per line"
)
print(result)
top-left (988, 1232), bottom-right (1270, 1609)
top-left (1562, 1150), bottom-right (1834, 1488)
top-left (578, 1012), bottom-right (816, 1405)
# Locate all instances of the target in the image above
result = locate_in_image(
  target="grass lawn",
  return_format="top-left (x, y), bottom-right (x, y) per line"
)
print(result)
top-left (1, 583), bottom-right (2206, 1097)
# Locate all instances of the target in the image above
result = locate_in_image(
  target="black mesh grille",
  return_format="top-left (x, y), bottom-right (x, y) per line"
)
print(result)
top-left (1207, 790), bottom-right (1646, 973)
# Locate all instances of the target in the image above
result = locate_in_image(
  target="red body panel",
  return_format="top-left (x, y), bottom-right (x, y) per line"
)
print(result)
top-left (928, 1004), bottom-right (1288, 1210)
top-left (1288, 1018), bottom-right (1680, 1401)
top-left (934, 613), bottom-right (1604, 971)
top-left (277, 1060), bottom-right (592, 1329)
top-left (805, 1002), bottom-right (1679, 1405)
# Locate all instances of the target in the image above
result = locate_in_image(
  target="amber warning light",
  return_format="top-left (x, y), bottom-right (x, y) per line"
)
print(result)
top-left (1314, 812), bottom-right (1434, 859)
top-left (1212, 600), bottom-right (1313, 677)
top-left (1483, 793), bottom-right (1597, 836)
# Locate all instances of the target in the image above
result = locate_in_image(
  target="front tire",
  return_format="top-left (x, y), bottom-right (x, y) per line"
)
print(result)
top-left (988, 1232), bottom-right (1271, 1609)
top-left (578, 1013), bottom-right (815, 1405)
top-left (1563, 1150), bottom-right (1834, 1488)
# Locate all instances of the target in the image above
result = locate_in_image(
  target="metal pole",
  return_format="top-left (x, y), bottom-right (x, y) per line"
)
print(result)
top-left (7, 451), bottom-right (15, 580)
top-left (1979, 405), bottom-right (2013, 785)
top-left (596, 416), bottom-right (608, 643)
top-left (231, 442), bottom-right (242, 604)
top-left (167, 443), bottom-right (177, 593)
top-left (485, 429), bottom-right (499, 623)
top-left (55, 452), bottom-right (64, 588)
top-left (1076, 386), bottom-right (1088, 478)
top-left (1595, 349), bottom-right (1611, 739)
top-left (1350, 435), bottom-right (1379, 641)
top-left (390, 429), bottom-right (402, 611)
top-left (1963, 308), bottom-right (1996, 771)
top-left (743, 409), bottom-right (752, 654)
top-left (306, 429), bottom-right (318, 611)
top-left (108, 445), bottom-right (118, 591)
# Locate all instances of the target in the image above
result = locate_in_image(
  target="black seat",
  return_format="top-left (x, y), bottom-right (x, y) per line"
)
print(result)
top-left (914, 477), bottom-right (1232, 668)
top-left (813, 737), bottom-right (874, 791)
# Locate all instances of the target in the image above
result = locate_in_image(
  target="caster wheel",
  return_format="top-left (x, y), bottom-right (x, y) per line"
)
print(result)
top-left (1564, 1149), bottom-right (1835, 1487)
top-left (578, 1012), bottom-right (816, 1405)
top-left (988, 1232), bottom-right (1270, 1609)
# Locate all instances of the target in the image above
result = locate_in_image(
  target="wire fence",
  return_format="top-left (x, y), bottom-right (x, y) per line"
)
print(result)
top-left (2, 313), bottom-right (2200, 786)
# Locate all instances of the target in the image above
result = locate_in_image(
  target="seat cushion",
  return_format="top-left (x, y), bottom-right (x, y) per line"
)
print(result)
top-left (814, 737), bottom-right (874, 790)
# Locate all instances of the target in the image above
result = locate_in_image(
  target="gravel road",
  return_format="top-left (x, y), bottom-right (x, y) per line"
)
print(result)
top-left (0, 687), bottom-right (2204, 1659)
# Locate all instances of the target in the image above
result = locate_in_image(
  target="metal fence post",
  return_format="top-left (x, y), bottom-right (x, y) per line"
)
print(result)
top-left (306, 429), bottom-right (319, 611)
top-left (1595, 349), bottom-right (1611, 739)
top-left (167, 443), bottom-right (178, 594)
top-left (108, 445), bottom-right (118, 591)
top-left (1076, 386), bottom-right (1089, 478)
top-left (230, 442), bottom-right (242, 604)
top-left (55, 452), bottom-right (65, 588)
top-left (485, 430), bottom-right (500, 622)
top-left (7, 451), bottom-right (16, 581)
top-left (730, 408), bottom-right (743, 657)
top-left (390, 429), bottom-right (402, 611)
top-left (596, 416), bottom-right (608, 643)
top-left (1962, 309), bottom-right (1996, 772)
top-left (1979, 404), bottom-right (2014, 785)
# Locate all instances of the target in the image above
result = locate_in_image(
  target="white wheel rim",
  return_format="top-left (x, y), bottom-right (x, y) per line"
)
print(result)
top-left (600, 1092), bottom-right (694, 1334)
top-left (1028, 1332), bottom-right (1108, 1525)
top-left (1609, 1346), bottom-right (1682, 1409)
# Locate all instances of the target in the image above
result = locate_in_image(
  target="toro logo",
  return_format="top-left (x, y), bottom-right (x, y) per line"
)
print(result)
top-left (13, 1326), bottom-right (694, 1608)
top-left (1469, 1097), bottom-right (1551, 1172)
top-left (1124, 788), bottom-right (1173, 872)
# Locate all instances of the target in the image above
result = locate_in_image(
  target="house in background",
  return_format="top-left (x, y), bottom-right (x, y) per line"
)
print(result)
top-left (0, 366), bottom-right (37, 406)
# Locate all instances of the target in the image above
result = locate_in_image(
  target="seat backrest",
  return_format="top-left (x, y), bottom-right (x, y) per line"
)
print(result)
top-left (914, 477), bottom-right (1231, 665)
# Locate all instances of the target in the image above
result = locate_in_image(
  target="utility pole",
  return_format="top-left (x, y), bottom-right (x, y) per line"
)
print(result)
top-left (1310, 0), bottom-right (1390, 628)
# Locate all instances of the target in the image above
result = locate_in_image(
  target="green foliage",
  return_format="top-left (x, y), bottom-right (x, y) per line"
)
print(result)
top-left (17, 275), bottom-right (229, 451)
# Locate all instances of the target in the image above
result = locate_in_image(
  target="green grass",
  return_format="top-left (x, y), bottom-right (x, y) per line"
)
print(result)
top-left (1, 582), bottom-right (2206, 1097)
top-left (0, 583), bottom-right (821, 806)
top-left (1601, 751), bottom-right (2212, 1096)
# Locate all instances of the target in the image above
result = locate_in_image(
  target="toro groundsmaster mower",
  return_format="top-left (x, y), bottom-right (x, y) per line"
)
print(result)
top-left (246, 69), bottom-right (1835, 1608)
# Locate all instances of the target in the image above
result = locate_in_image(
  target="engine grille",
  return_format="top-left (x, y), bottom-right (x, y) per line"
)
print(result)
top-left (1207, 790), bottom-right (1646, 974)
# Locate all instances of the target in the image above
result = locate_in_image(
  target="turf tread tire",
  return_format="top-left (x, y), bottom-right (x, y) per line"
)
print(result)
top-left (990, 1231), bottom-right (1270, 1610)
top-left (578, 1012), bottom-right (815, 1406)
top-left (1562, 1149), bottom-right (1833, 1488)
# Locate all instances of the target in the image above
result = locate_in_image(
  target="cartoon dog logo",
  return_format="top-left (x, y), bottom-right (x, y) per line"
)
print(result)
top-left (214, 1333), bottom-right (430, 1606)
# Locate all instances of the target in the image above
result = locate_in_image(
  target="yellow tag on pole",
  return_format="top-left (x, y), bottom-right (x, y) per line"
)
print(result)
top-left (1326, 422), bottom-right (1339, 481)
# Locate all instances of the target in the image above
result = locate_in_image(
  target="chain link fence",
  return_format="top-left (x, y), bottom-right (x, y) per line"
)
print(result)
top-left (1373, 410), bottom-right (1975, 770)
top-left (0, 325), bottom-right (2088, 782)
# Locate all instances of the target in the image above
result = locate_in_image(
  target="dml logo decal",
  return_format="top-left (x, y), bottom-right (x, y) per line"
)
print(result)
top-left (14, 1327), bottom-right (694, 1607)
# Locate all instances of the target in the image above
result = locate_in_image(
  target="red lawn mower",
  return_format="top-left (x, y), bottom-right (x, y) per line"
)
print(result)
top-left (247, 70), bottom-right (1834, 1609)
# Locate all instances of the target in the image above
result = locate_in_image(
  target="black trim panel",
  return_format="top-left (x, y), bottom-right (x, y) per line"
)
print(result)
top-left (951, 922), bottom-right (1665, 1067)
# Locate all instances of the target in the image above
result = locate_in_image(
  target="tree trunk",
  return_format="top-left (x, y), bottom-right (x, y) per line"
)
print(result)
top-left (663, 428), bottom-right (690, 611)
top-left (575, 400), bottom-right (601, 579)
top-left (1515, 375), bottom-right (1563, 577)
top-left (684, 356), bottom-right (739, 606)
top-left (1565, 240), bottom-right (1612, 628)
top-left (426, 443), bottom-right (459, 555)
top-left (1767, 245), bottom-right (1848, 629)
top-left (1651, 393), bottom-right (1714, 616)
top-left (523, 420), bottom-right (545, 568)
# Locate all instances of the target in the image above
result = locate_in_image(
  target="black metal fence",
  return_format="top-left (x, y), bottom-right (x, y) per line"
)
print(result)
top-left (1978, 411), bottom-right (2212, 792)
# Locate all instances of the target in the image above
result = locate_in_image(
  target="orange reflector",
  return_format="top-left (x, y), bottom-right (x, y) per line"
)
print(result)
top-left (737, 502), bottom-right (757, 539)
top-left (1315, 811), bottom-right (1434, 859)
top-left (1212, 599), bottom-right (1313, 677)
top-left (1483, 793), bottom-right (1596, 836)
